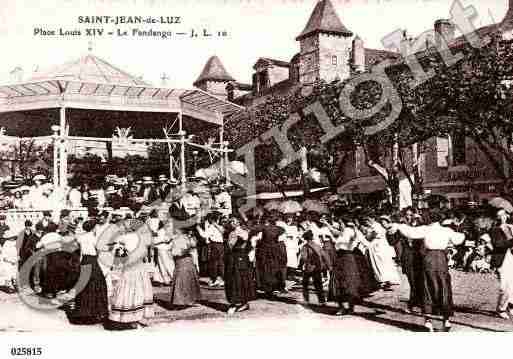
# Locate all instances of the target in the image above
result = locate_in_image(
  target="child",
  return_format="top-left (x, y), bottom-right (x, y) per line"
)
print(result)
top-left (299, 230), bottom-right (330, 306)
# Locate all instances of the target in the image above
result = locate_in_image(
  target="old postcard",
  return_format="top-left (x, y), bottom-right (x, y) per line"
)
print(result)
top-left (0, 0), bottom-right (512, 357)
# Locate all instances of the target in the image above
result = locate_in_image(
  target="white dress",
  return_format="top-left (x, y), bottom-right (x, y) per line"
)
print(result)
top-left (152, 228), bottom-right (175, 285)
top-left (278, 223), bottom-right (301, 269)
top-left (367, 222), bottom-right (401, 285)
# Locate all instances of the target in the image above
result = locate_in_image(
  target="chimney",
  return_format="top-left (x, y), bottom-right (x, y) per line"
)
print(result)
top-left (352, 35), bottom-right (365, 73)
top-left (434, 19), bottom-right (455, 47)
top-left (400, 30), bottom-right (411, 56)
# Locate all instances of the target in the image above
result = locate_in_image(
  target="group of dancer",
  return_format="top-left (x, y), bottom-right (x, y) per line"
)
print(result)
top-left (7, 194), bottom-right (513, 332)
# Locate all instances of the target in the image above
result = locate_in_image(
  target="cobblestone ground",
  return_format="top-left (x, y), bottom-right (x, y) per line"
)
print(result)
top-left (1, 270), bottom-right (512, 333)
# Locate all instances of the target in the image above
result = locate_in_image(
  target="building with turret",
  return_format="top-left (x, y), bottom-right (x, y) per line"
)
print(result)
top-left (194, 0), bottom-right (513, 206)
top-left (195, 0), bottom-right (399, 108)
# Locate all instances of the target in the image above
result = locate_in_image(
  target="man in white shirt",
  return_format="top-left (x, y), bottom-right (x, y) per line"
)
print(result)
top-left (389, 211), bottom-right (465, 332)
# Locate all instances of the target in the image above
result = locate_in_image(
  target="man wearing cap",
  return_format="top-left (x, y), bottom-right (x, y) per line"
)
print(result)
top-left (157, 175), bottom-right (171, 201)
top-left (139, 177), bottom-right (158, 205)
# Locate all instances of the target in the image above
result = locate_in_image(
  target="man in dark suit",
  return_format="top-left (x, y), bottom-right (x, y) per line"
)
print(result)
top-left (139, 177), bottom-right (158, 205)
top-left (157, 175), bottom-right (171, 201)
top-left (490, 209), bottom-right (513, 319)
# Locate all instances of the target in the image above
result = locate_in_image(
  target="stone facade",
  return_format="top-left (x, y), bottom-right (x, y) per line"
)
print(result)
top-left (299, 33), bottom-right (352, 84)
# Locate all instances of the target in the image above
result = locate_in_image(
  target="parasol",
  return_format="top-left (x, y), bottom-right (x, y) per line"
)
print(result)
top-left (194, 167), bottom-right (219, 180)
top-left (278, 200), bottom-right (303, 214)
top-left (264, 200), bottom-right (281, 211)
top-left (489, 197), bottom-right (513, 213)
top-left (227, 161), bottom-right (248, 176)
top-left (302, 199), bottom-right (329, 214)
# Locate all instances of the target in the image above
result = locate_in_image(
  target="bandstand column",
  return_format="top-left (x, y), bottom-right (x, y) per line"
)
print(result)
top-left (178, 111), bottom-right (186, 185)
top-left (59, 107), bottom-right (68, 189)
top-left (51, 125), bottom-right (59, 188)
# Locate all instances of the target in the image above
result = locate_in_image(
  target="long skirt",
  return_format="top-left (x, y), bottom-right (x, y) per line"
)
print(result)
top-left (402, 246), bottom-right (424, 308)
top-left (109, 261), bottom-right (154, 323)
top-left (329, 250), bottom-right (363, 304)
top-left (71, 255), bottom-right (109, 324)
top-left (224, 256), bottom-right (256, 305)
top-left (255, 243), bottom-right (282, 293)
top-left (368, 243), bottom-right (401, 285)
top-left (153, 246), bottom-right (175, 285)
top-left (322, 242), bottom-right (336, 271)
top-left (356, 250), bottom-right (379, 295)
top-left (170, 255), bottom-right (201, 306)
top-left (423, 250), bottom-right (453, 318)
top-left (497, 250), bottom-right (513, 312)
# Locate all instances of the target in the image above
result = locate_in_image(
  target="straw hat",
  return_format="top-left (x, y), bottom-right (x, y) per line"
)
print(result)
top-left (106, 186), bottom-right (116, 194)
top-left (142, 176), bottom-right (154, 184)
top-left (33, 174), bottom-right (46, 182)
top-left (158, 174), bottom-right (168, 182)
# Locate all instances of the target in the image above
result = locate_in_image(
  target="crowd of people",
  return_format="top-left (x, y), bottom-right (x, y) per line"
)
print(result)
top-left (0, 173), bottom-right (513, 332)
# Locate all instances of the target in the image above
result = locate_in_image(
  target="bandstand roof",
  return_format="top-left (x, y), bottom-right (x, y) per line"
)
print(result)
top-left (0, 53), bottom-right (243, 125)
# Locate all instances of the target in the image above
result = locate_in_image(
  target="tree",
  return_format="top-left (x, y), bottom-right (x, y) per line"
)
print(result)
top-left (0, 139), bottom-right (53, 181)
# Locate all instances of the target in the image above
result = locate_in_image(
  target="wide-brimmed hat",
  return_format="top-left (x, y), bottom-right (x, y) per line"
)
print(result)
top-left (158, 174), bottom-right (168, 182)
top-left (142, 176), bottom-right (154, 184)
top-left (33, 174), bottom-right (46, 182)
top-left (105, 186), bottom-right (116, 194)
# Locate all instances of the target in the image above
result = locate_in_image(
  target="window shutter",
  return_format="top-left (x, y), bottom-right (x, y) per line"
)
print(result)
top-left (436, 137), bottom-right (449, 167)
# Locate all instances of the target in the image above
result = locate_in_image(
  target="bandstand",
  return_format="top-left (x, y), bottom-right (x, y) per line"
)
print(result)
top-left (0, 51), bottom-right (243, 225)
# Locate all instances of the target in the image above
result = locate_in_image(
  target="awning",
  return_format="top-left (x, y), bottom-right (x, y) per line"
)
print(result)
top-left (337, 176), bottom-right (386, 194)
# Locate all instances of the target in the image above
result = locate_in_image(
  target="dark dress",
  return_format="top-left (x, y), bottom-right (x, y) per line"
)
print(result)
top-left (329, 246), bottom-right (377, 304)
top-left (70, 255), bottom-right (109, 324)
top-left (224, 235), bottom-right (256, 305)
top-left (255, 225), bottom-right (285, 294)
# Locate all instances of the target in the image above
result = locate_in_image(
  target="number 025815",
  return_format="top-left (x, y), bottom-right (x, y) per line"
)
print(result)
top-left (10, 347), bottom-right (42, 356)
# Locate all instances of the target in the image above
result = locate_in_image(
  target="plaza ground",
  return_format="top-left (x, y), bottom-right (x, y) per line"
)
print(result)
top-left (1, 270), bottom-right (513, 333)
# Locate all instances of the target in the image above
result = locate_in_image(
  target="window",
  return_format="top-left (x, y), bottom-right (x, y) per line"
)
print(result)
top-left (436, 137), bottom-right (449, 167)
top-left (332, 55), bottom-right (337, 65)
top-left (451, 133), bottom-right (466, 166)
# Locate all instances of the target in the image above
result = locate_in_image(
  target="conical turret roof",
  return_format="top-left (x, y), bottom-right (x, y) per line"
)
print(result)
top-left (296, 0), bottom-right (353, 41)
top-left (193, 56), bottom-right (235, 86)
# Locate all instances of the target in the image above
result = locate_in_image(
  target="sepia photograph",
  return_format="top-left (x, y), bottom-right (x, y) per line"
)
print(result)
top-left (0, 0), bottom-right (513, 355)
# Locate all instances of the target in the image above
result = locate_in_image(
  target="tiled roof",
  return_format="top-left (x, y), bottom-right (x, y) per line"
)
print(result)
top-left (193, 56), bottom-right (235, 86)
top-left (29, 53), bottom-right (151, 86)
top-left (253, 57), bottom-right (290, 69)
top-left (296, 0), bottom-right (353, 41)
top-left (364, 48), bottom-right (400, 68)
